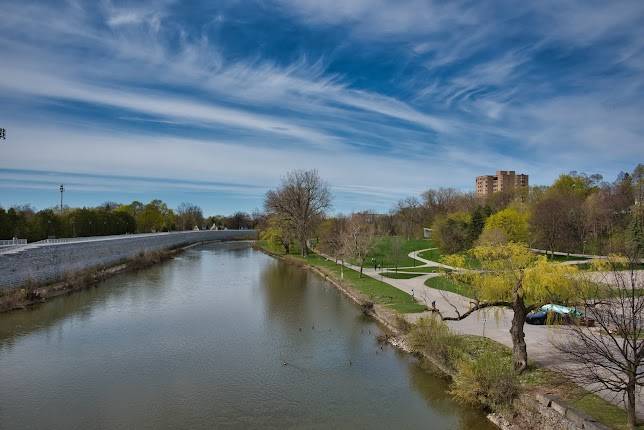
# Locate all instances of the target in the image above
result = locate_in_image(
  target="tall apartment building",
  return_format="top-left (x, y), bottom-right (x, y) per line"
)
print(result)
top-left (476, 170), bottom-right (528, 197)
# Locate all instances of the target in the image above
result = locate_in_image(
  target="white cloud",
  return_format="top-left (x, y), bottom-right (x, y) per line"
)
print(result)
top-left (0, 0), bottom-right (642, 211)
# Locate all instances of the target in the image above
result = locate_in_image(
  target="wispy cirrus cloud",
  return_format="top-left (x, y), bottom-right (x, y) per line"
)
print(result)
top-left (0, 0), bottom-right (642, 213)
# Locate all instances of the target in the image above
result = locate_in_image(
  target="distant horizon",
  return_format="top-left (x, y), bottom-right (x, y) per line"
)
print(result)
top-left (1, 165), bottom-right (638, 217)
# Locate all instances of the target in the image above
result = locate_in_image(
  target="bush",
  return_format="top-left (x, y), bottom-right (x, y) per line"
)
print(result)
top-left (128, 250), bottom-right (167, 270)
top-left (360, 301), bottom-right (374, 315)
top-left (407, 316), bottom-right (464, 371)
top-left (450, 351), bottom-right (519, 412)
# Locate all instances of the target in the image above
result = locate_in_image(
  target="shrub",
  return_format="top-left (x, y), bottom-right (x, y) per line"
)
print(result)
top-left (407, 316), bottom-right (464, 371)
top-left (128, 250), bottom-right (168, 270)
top-left (394, 314), bottom-right (412, 333)
top-left (360, 301), bottom-right (374, 315)
top-left (450, 351), bottom-right (519, 412)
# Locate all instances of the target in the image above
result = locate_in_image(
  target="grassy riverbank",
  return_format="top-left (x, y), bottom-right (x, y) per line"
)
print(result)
top-left (299, 255), bottom-right (426, 313)
top-left (410, 315), bottom-right (639, 429)
top-left (256, 240), bottom-right (633, 429)
top-left (257, 241), bottom-right (425, 313)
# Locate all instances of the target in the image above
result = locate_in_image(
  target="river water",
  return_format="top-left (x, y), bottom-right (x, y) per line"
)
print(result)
top-left (0, 242), bottom-right (494, 429)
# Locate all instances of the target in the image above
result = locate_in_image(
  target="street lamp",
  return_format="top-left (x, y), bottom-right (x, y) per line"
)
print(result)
top-left (59, 184), bottom-right (64, 212)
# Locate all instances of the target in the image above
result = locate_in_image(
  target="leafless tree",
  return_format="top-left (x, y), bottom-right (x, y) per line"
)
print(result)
top-left (225, 211), bottom-right (252, 230)
top-left (176, 202), bottom-right (204, 230)
top-left (265, 170), bottom-right (332, 256)
top-left (319, 216), bottom-right (347, 262)
top-left (422, 187), bottom-right (477, 220)
top-left (530, 190), bottom-right (585, 255)
top-left (390, 236), bottom-right (403, 271)
top-left (342, 213), bottom-right (375, 276)
top-left (553, 257), bottom-right (644, 429)
top-left (395, 197), bottom-right (423, 239)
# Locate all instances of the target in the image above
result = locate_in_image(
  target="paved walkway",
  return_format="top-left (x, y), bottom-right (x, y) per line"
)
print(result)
top-left (324, 248), bottom-right (644, 418)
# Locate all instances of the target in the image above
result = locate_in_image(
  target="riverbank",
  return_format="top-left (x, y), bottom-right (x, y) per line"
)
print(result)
top-left (254, 242), bottom-right (617, 430)
top-left (0, 239), bottom-right (254, 314)
top-left (0, 230), bottom-right (257, 291)
top-left (0, 245), bottom-right (182, 313)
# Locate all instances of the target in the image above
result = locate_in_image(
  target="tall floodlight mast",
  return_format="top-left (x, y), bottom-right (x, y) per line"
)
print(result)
top-left (60, 184), bottom-right (64, 212)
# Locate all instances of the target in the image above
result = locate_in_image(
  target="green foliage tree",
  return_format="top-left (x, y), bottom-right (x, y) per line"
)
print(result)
top-left (260, 215), bottom-right (293, 254)
top-left (468, 205), bottom-right (491, 243)
top-left (482, 207), bottom-right (529, 244)
top-left (552, 171), bottom-right (602, 197)
top-left (432, 212), bottom-right (472, 253)
top-left (136, 200), bottom-right (175, 233)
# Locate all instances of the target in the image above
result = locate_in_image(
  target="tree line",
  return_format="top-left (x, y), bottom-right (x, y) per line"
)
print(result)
top-left (393, 165), bottom-right (643, 256)
top-left (0, 200), bottom-right (258, 242)
top-left (260, 165), bottom-right (643, 260)
top-left (259, 166), bottom-right (644, 427)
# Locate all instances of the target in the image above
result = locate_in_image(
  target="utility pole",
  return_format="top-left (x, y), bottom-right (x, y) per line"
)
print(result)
top-left (59, 184), bottom-right (64, 212)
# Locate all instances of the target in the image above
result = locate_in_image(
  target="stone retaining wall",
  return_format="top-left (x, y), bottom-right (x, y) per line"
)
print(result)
top-left (490, 392), bottom-right (611, 430)
top-left (0, 230), bottom-right (256, 290)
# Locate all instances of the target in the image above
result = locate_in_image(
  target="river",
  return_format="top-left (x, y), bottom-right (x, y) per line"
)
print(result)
top-left (0, 242), bottom-right (494, 429)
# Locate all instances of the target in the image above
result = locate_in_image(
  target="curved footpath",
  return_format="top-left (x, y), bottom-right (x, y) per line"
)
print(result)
top-left (325, 248), bottom-right (644, 420)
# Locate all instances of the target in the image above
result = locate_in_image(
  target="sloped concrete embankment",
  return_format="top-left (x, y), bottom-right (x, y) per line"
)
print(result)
top-left (0, 230), bottom-right (257, 290)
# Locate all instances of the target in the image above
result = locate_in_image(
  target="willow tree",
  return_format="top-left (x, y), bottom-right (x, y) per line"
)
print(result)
top-left (440, 243), bottom-right (580, 372)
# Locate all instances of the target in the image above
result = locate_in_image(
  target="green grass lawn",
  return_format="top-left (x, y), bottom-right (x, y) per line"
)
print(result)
top-left (575, 261), bottom-right (644, 271)
top-left (297, 254), bottom-right (427, 313)
top-left (536, 252), bottom-right (588, 262)
top-left (381, 272), bottom-right (424, 279)
top-left (418, 248), bottom-right (442, 262)
top-left (424, 275), bottom-right (477, 299)
top-left (356, 236), bottom-right (433, 268)
top-left (418, 248), bottom-right (481, 269)
top-left (392, 266), bottom-right (449, 273)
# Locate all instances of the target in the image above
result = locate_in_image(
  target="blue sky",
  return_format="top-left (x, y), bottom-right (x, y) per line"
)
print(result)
top-left (1, 0), bottom-right (643, 215)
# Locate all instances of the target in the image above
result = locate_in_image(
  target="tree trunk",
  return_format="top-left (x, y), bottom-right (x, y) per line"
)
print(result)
top-left (359, 263), bottom-right (364, 278)
top-left (510, 293), bottom-right (528, 373)
top-left (300, 239), bottom-right (308, 257)
top-left (627, 375), bottom-right (637, 430)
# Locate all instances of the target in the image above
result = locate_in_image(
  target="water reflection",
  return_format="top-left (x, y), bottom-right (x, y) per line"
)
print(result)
top-left (0, 242), bottom-right (493, 429)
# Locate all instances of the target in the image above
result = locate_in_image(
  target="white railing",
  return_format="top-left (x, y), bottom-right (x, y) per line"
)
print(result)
top-left (0, 238), bottom-right (27, 247)
top-left (0, 230), bottom-right (256, 255)
top-left (31, 230), bottom-right (212, 245)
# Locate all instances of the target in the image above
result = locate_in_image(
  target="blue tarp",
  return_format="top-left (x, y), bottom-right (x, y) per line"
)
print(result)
top-left (541, 304), bottom-right (583, 317)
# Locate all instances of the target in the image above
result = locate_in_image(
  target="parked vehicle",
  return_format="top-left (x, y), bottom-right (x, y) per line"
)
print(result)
top-left (526, 304), bottom-right (594, 326)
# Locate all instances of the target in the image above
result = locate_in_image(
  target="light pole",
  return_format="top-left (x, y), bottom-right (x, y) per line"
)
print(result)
top-left (59, 184), bottom-right (64, 212)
